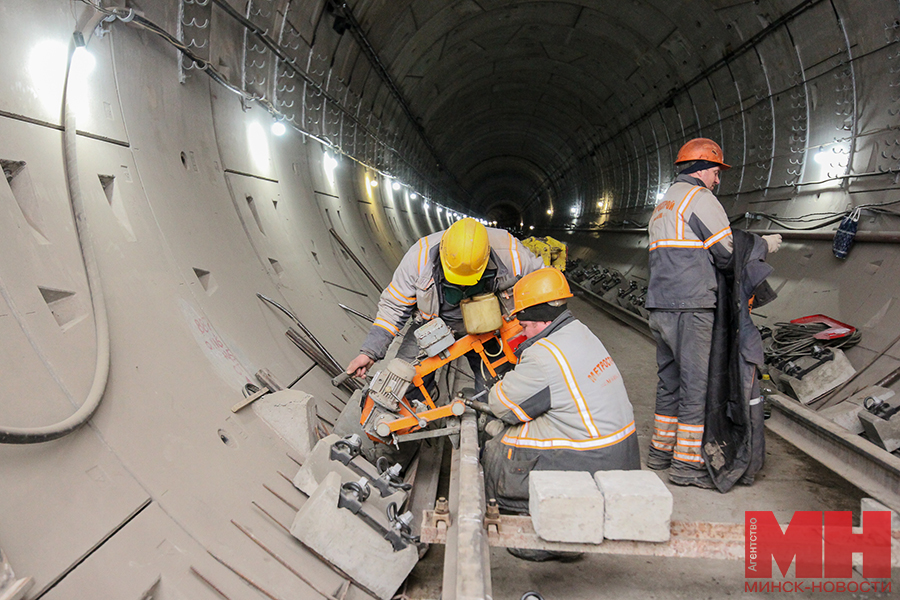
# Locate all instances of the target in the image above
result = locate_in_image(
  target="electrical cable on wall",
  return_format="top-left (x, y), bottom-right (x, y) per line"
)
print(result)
top-left (0, 25), bottom-right (111, 443)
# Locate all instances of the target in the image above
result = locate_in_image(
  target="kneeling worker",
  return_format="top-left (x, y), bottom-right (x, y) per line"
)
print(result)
top-left (482, 268), bottom-right (640, 516)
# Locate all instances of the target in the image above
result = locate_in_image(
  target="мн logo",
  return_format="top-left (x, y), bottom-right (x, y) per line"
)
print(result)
top-left (745, 511), bottom-right (891, 579)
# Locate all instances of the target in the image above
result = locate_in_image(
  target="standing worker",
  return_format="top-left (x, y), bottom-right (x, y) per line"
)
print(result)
top-left (344, 218), bottom-right (544, 385)
top-left (482, 268), bottom-right (640, 518)
top-left (646, 138), bottom-right (781, 488)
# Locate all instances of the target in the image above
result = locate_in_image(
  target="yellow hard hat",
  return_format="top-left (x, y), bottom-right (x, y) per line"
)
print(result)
top-left (675, 138), bottom-right (731, 170)
top-left (511, 268), bottom-right (572, 315)
top-left (440, 218), bottom-right (490, 285)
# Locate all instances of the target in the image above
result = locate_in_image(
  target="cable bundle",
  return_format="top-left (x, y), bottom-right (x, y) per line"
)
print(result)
top-left (762, 321), bottom-right (861, 364)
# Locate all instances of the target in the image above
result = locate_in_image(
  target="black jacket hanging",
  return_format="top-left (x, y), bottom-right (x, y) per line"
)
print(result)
top-left (703, 229), bottom-right (776, 492)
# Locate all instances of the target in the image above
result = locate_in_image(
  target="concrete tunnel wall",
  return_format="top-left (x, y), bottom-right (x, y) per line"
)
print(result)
top-left (0, 2), bottom-right (451, 596)
top-left (2, 0), bottom-right (900, 597)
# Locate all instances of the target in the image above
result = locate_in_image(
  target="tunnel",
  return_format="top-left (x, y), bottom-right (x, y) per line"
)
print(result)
top-left (1, 0), bottom-right (900, 598)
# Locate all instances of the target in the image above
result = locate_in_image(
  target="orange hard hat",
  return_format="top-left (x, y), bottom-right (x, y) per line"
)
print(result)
top-left (511, 268), bottom-right (573, 316)
top-left (675, 138), bottom-right (731, 170)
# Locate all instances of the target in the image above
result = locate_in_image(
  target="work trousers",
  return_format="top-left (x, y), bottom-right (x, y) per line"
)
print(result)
top-left (482, 433), bottom-right (641, 513)
top-left (649, 310), bottom-right (714, 465)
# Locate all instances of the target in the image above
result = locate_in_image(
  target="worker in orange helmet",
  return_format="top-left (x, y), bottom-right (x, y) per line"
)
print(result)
top-left (482, 268), bottom-right (639, 563)
top-left (646, 138), bottom-right (781, 489)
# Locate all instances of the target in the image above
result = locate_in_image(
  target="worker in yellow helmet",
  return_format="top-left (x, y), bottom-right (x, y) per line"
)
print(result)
top-left (482, 268), bottom-right (639, 561)
top-left (344, 218), bottom-right (544, 385)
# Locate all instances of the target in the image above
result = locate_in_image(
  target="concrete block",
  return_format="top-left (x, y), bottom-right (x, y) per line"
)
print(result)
top-left (252, 389), bottom-right (317, 461)
top-left (290, 472), bottom-right (418, 600)
top-left (858, 410), bottom-right (900, 453)
top-left (820, 386), bottom-right (894, 435)
top-left (529, 471), bottom-right (604, 544)
top-left (594, 470), bottom-right (673, 542)
top-left (861, 498), bottom-right (900, 530)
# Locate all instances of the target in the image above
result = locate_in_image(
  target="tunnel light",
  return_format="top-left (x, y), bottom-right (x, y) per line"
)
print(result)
top-left (71, 33), bottom-right (96, 78)
top-left (570, 207), bottom-right (578, 215)
top-left (423, 201), bottom-right (430, 209)
top-left (437, 207), bottom-right (443, 213)
top-left (814, 149), bottom-right (831, 165)
top-left (270, 121), bottom-right (286, 136)
top-left (546, 209), bottom-right (553, 215)
top-left (392, 181), bottom-right (401, 191)
top-left (410, 193), bottom-right (418, 200)
top-left (369, 178), bottom-right (378, 187)
top-left (323, 152), bottom-right (338, 185)
top-left (529, 225), bottom-right (535, 230)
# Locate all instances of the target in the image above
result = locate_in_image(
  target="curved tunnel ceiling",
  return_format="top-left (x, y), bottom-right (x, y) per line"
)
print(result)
top-left (354, 0), bottom-right (741, 220)
top-left (319, 0), bottom-right (892, 232)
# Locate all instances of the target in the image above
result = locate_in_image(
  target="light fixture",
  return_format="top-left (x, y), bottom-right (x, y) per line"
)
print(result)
top-left (814, 149), bottom-right (830, 165)
top-left (546, 209), bottom-right (553, 215)
top-left (271, 121), bottom-right (286, 136)
top-left (369, 178), bottom-right (378, 187)
top-left (392, 181), bottom-right (401, 191)
top-left (529, 225), bottom-right (535, 230)
top-left (410, 193), bottom-right (418, 200)
top-left (656, 192), bottom-right (665, 201)
top-left (71, 32), bottom-right (96, 77)
top-left (423, 201), bottom-right (430, 209)
top-left (570, 207), bottom-right (577, 215)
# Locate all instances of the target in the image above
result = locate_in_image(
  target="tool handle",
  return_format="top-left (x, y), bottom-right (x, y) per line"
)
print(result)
top-left (332, 371), bottom-right (353, 387)
top-left (464, 399), bottom-right (495, 416)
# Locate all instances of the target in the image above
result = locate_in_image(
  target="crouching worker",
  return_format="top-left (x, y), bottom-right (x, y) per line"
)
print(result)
top-left (482, 268), bottom-right (640, 520)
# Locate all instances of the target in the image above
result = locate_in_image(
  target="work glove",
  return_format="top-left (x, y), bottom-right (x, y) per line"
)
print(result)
top-left (762, 234), bottom-right (782, 254)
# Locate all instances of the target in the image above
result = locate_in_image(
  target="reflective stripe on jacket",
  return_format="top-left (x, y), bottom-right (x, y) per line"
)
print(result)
top-left (360, 228), bottom-right (544, 360)
top-left (646, 174), bottom-right (733, 310)
top-left (488, 312), bottom-right (636, 451)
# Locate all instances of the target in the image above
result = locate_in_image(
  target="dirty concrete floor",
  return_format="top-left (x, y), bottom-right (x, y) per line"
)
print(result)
top-left (403, 295), bottom-right (898, 599)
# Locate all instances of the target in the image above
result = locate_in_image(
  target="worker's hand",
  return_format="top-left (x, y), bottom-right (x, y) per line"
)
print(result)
top-left (346, 354), bottom-right (375, 378)
top-left (762, 234), bottom-right (782, 254)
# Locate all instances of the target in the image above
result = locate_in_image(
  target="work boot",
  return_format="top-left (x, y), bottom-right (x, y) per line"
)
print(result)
top-left (507, 548), bottom-right (583, 562)
top-left (668, 460), bottom-right (716, 490)
top-left (646, 446), bottom-right (672, 470)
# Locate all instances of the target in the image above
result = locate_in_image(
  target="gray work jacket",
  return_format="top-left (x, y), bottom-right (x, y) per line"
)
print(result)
top-left (488, 311), bottom-right (637, 451)
top-left (646, 174), bottom-right (733, 310)
top-left (359, 228), bottom-right (544, 360)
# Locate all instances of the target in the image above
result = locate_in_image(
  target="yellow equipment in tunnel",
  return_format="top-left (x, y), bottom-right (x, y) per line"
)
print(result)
top-left (522, 236), bottom-right (568, 271)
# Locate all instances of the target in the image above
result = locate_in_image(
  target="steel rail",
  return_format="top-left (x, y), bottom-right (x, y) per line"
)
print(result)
top-left (765, 392), bottom-right (900, 513)
top-left (441, 410), bottom-right (491, 600)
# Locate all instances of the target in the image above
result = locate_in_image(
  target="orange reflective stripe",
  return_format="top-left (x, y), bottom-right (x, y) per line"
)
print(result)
top-left (536, 340), bottom-right (599, 438)
top-left (387, 283), bottom-right (415, 305)
top-left (496, 382), bottom-right (532, 422)
top-left (676, 186), bottom-right (704, 240)
top-left (651, 439), bottom-right (675, 450)
top-left (676, 438), bottom-right (702, 447)
top-left (649, 239), bottom-right (706, 251)
top-left (507, 233), bottom-right (522, 275)
top-left (417, 238), bottom-right (430, 274)
top-left (373, 318), bottom-right (399, 336)
top-left (654, 414), bottom-right (678, 424)
top-left (678, 423), bottom-right (704, 433)
top-left (704, 226), bottom-right (732, 248)
top-left (654, 428), bottom-right (677, 437)
top-left (501, 421), bottom-right (636, 451)
top-left (674, 452), bottom-right (703, 463)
